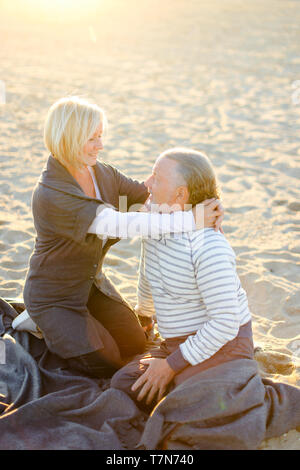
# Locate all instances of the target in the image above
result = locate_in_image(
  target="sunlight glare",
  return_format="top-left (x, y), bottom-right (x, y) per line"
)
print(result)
top-left (1, 0), bottom-right (107, 23)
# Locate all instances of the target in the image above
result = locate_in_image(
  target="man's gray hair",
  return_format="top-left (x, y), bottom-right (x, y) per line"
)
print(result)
top-left (160, 147), bottom-right (221, 206)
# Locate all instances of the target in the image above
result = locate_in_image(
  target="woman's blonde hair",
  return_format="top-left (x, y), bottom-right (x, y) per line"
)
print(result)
top-left (44, 96), bottom-right (107, 169)
top-left (161, 147), bottom-right (222, 206)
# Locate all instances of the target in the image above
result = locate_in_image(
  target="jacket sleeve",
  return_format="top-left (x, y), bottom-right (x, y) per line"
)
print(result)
top-left (32, 184), bottom-right (104, 244)
top-left (110, 165), bottom-right (149, 209)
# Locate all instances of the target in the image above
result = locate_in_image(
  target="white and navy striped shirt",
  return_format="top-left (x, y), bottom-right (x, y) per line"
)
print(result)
top-left (136, 227), bottom-right (251, 371)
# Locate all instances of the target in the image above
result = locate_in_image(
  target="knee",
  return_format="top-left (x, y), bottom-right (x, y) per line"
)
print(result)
top-left (135, 329), bottom-right (147, 353)
top-left (125, 327), bottom-right (147, 357)
top-left (110, 370), bottom-right (122, 389)
top-left (110, 367), bottom-right (132, 392)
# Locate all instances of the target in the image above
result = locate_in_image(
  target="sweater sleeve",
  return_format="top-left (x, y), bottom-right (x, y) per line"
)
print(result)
top-left (134, 241), bottom-right (156, 318)
top-left (167, 234), bottom-right (240, 372)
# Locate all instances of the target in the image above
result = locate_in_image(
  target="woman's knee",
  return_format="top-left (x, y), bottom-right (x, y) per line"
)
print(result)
top-left (67, 348), bottom-right (123, 379)
top-left (120, 324), bottom-right (147, 357)
top-left (133, 327), bottom-right (147, 353)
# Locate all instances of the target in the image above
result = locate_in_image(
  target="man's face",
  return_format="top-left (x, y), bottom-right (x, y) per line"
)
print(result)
top-left (144, 156), bottom-right (188, 209)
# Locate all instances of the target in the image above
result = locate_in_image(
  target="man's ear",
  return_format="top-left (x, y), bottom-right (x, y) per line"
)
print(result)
top-left (176, 185), bottom-right (189, 202)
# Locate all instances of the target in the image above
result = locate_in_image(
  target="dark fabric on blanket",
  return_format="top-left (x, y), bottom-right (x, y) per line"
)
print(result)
top-left (0, 298), bottom-right (148, 450)
top-left (1, 297), bottom-right (300, 450)
top-left (136, 359), bottom-right (300, 450)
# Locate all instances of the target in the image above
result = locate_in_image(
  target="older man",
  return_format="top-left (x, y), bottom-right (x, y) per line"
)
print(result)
top-left (110, 148), bottom-right (254, 413)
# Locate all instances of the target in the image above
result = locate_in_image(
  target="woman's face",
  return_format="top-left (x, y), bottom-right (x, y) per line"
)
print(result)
top-left (81, 122), bottom-right (103, 166)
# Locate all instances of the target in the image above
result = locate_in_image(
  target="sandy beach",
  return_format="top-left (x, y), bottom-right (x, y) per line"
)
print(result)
top-left (0, 0), bottom-right (300, 449)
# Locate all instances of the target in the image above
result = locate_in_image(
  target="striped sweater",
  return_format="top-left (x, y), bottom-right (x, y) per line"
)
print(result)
top-left (136, 227), bottom-right (252, 372)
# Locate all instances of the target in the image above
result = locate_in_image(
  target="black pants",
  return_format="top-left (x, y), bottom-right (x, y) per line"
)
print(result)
top-left (67, 284), bottom-right (147, 379)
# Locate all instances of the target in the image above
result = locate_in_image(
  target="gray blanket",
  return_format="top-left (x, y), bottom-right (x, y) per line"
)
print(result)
top-left (1, 297), bottom-right (300, 450)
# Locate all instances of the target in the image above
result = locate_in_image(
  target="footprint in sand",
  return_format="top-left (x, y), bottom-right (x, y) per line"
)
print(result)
top-left (282, 223), bottom-right (300, 233)
top-left (273, 199), bottom-right (288, 206)
top-left (2, 230), bottom-right (32, 245)
top-left (264, 261), bottom-right (299, 283)
top-left (0, 242), bottom-right (7, 252)
top-left (254, 347), bottom-right (296, 376)
top-left (0, 281), bottom-right (22, 291)
top-left (286, 292), bottom-right (300, 316)
top-left (226, 206), bottom-right (256, 214)
top-left (219, 224), bottom-right (236, 234)
top-left (289, 339), bottom-right (300, 361)
top-left (287, 202), bottom-right (300, 212)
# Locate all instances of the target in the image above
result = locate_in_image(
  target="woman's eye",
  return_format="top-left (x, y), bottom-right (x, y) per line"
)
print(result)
top-left (89, 135), bottom-right (102, 142)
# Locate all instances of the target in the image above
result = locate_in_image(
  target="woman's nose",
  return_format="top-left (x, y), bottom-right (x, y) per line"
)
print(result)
top-left (145, 175), bottom-right (152, 189)
top-left (95, 138), bottom-right (103, 150)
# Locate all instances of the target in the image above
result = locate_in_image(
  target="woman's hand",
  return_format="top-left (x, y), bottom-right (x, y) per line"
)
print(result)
top-left (141, 195), bottom-right (225, 233)
top-left (138, 314), bottom-right (155, 333)
top-left (192, 198), bottom-right (225, 233)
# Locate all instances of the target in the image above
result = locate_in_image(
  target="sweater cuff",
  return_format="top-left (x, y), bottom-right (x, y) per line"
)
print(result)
top-left (166, 346), bottom-right (191, 373)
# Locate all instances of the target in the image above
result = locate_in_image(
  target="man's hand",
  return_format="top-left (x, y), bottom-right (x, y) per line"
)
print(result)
top-left (192, 198), bottom-right (225, 233)
top-left (131, 357), bottom-right (175, 405)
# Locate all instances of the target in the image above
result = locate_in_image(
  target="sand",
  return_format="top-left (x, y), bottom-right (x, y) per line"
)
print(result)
top-left (0, 0), bottom-right (300, 449)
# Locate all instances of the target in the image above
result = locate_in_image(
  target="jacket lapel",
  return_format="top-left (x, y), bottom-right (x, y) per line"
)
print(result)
top-left (39, 154), bottom-right (113, 206)
top-left (92, 162), bottom-right (114, 205)
top-left (39, 154), bottom-right (121, 249)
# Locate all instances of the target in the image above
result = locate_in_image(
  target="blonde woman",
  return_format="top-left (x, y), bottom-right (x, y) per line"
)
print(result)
top-left (20, 96), bottom-right (224, 378)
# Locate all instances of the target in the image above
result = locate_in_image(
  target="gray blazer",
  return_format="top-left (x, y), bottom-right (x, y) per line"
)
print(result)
top-left (23, 154), bottom-right (148, 358)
